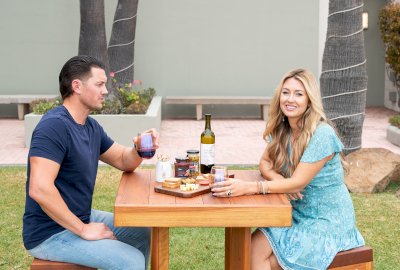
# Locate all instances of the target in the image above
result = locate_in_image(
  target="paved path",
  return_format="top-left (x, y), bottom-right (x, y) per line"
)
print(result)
top-left (0, 106), bottom-right (399, 166)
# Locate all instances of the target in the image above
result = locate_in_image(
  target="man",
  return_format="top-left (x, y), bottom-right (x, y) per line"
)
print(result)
top-left (23, 55), bottom-right (158, 269)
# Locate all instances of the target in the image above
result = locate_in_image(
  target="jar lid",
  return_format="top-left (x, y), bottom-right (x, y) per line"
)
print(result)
top-left (186, 149), bottom-right (199, 154)
top-left (175, 156), bottom-right (188, 162)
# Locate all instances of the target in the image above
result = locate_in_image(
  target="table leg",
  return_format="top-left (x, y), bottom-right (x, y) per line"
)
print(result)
top-left (225, 227), bottom-right (251, 270)
top-left (151, 227), bottom-right (169, 270)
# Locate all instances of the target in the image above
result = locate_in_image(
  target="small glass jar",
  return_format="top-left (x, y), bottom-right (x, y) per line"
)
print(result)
top-left (186, 149), bottom-right (200, 178)
top-left (174, 157), bottom-right (190, 178)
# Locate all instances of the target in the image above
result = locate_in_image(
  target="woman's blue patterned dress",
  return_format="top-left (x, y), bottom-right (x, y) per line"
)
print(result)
top-left (259, 123), bottom-right (365, 270)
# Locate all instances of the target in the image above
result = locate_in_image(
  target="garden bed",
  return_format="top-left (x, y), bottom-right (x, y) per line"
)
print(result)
top-left (24, 96), bottom-right (162, 148)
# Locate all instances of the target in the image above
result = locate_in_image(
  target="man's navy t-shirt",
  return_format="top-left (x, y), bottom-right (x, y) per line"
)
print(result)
top-left (23, 106), bottom-right (114, 250)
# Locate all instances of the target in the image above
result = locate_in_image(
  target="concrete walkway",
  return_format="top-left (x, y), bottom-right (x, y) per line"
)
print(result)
top-left (0, 106), bottom-right (399, 166)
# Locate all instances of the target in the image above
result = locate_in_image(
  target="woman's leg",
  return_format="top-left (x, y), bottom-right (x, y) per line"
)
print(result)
top-left (251, 230), bottom-right (282, 270)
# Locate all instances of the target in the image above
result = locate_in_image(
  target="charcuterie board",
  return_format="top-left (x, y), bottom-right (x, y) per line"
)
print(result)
top-left (154, 183), bottom-right (211, 198)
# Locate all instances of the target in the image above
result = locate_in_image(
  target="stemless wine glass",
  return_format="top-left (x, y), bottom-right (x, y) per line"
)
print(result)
top-left (136, 132), bottom-right (156, 159)
top-left (210, 166), bottom-right (228, 185)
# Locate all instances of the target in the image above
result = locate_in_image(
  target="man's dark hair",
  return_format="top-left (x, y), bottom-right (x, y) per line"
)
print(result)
top-left (59, 55), bottom-right (105, 100)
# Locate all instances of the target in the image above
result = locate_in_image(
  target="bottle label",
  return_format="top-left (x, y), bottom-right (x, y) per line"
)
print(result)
top-left (200, 144), bottom-right (215, 165)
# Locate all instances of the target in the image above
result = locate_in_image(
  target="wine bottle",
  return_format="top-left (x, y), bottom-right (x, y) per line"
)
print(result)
top-left (200, 114), bottom-right (215, 174)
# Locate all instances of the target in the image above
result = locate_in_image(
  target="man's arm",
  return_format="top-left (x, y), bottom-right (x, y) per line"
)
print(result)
top-left (29, 156), bottom-right (115, 240)
top-left (100, 128), bottom-right (159, 172)
top-left (100, 143), bottom-right (142, 172)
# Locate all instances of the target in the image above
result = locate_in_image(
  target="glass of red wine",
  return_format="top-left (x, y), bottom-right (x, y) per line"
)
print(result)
top-left (136, 132), bottom-right (156, 159)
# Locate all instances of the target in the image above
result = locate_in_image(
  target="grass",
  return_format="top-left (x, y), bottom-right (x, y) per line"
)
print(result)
top-left (0, 166), bottom-right (399, 270)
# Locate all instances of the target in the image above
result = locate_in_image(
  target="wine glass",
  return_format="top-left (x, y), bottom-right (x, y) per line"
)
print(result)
top-left (210, 166), bottom-right (228, 185)
top-left (136, 132), bottom-right (156, 159)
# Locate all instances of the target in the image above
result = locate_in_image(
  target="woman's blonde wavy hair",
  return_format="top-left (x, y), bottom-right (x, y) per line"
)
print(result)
top-left (263, 68), bottom-right (347, 177)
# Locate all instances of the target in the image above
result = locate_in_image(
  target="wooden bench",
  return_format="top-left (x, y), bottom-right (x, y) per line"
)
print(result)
top-left (328, 246), bottom-right (373, 270)
top-left (31, 258), bottom-right (96, 270)
top-left (0, 94), bottom-right (58, 120)
top-left (165, 96), bottom-right (272, 121)
top-left (30, 247), bottom-right (372, 270)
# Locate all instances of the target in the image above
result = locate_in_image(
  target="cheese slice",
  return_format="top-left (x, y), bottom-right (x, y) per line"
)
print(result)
top-left (162, 181), bottom-right (180, 189)
top-left (164, 177), bottom-right (181, 184)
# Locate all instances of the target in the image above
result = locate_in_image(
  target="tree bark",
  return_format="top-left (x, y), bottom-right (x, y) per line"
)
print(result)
top-left (79, 0), bottom-right (109, 76)
top-left (108, 0), bottom-right (138, 86)
top-left (320, 0), bottom-right (368, 155)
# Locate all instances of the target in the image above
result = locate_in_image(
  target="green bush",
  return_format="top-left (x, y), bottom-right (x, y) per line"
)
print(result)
top-left (30, 82), bottom-right (156, 115)
top-left (379, 2), bottom-right (400, 86)
top-left (389, 114), bottom-right (400, 128)
top-left (31, 97), bottom-right (63, 114)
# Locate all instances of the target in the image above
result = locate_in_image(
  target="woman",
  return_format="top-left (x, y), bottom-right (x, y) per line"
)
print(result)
top-left (211, 69), bottom-right (365, 270)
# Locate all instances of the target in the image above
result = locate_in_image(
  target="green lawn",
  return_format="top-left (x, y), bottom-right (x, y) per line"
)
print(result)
top-left (0, 166), bottom-right (399, 270)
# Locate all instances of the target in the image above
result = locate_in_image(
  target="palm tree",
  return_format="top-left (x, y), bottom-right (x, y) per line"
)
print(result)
top-left (108, 0), bottom-right (139, 88)
top-left (320, 0), bottom-right (368, 154)
top-left (78, 0), bottom-right (109, 72)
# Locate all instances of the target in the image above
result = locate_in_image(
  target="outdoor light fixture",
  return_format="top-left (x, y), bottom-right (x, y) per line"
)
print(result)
top-left (362, 12), bottom-right (368, 30)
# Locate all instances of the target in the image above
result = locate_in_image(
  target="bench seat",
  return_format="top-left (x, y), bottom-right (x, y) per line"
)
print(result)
top-left (30, 246), bottom-right (372, 270)
top-left (0, 94), bottom-right (58, 120)
top-left (165, 96), bottom-right (272, 120)
top-left (328, 246), bottom-right (373, 269)
top-left (31, 258), bottom-right (96, 270)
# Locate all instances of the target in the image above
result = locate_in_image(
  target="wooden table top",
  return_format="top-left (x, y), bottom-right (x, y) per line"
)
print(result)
top-left (114, 170), bottom-right (292, 228)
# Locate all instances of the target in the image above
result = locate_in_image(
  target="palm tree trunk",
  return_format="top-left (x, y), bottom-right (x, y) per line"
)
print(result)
top-left (78, 0), bottom-right (109, 73)
top-left (108, 0), bottom-right (138, 87)
top-left (320, 0), bottom-right (368, 155)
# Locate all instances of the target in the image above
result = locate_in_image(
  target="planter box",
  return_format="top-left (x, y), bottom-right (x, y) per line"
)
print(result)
top-left (24, 96), bottom-right (162, 148)
top-left (387, 125), bottom-right (400, 147)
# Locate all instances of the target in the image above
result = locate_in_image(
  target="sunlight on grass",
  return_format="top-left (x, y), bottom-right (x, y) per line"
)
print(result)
top-left (352, 181), bottom-right (400, 269)
top-left (1, 166), bottom-right (399, 269)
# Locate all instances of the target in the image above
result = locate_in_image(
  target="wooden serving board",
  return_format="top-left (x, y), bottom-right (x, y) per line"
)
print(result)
top-left (154, 183), bottom-right (211, 198)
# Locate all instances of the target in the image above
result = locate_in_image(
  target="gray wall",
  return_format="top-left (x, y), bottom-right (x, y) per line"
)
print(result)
top-left (136, 1), bottom-right (320, 118)
top-left (0, 1), bottom-right (320, 118)
top-left (0, 0), bottom-right (118, 117)
top-left (364, 0), bottom-right (386, 106)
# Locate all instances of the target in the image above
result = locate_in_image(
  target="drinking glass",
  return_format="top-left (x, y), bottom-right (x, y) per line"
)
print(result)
top-left (136, 132), bottom-right (156, 159)
top-left (210, 166), bottom-right (228, 185)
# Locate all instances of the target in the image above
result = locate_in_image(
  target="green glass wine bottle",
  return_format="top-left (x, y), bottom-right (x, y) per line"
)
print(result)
top-left (200, 114), bottom-right (215, 174)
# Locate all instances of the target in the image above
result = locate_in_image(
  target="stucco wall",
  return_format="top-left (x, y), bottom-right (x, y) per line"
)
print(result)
top-left (0, 1), bottom-right (320, 118)
top-left (364, 0), bottom-right (386, 107)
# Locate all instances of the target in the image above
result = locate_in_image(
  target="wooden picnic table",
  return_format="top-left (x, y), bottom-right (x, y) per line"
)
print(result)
top-left (114, 169), bottom-right (292, 270)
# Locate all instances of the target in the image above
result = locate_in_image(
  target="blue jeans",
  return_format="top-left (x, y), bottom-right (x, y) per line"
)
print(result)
top-left (28, 209), bottom-right (150, 270)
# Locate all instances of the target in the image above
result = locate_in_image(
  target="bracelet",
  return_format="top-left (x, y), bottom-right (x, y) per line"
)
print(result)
top-left (257, 180), bottom-right (262, 194)
top-left (261, 180), bottom-right (266, 195)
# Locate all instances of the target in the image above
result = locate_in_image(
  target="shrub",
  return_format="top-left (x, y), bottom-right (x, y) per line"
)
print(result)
top-left (30, 78), bottom-right (156, 115)
top-left (379, 2), bottom-right (400, 87)
top-left (389, 114), bottom-right (400, 128)
top-left (30, 96), bottom-right (63, 114)
top-left (109, 76), bottom-right (156, 114)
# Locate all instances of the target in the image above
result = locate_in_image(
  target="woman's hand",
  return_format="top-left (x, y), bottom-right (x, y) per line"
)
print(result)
top-left (286, 192), bottom-right (304, 201)
top-left (211, 178), bottom-right (257, 197)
